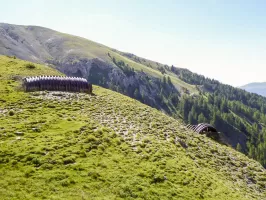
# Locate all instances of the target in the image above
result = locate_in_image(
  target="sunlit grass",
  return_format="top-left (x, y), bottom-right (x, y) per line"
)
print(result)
top-left (0, 55), bottom-right (265, 199)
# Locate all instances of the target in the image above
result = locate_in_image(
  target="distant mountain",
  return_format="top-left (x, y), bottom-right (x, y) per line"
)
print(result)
top-left (2, 23), bottom-right (266, 168)
top-left (240, 82), bottom-right (266, 97)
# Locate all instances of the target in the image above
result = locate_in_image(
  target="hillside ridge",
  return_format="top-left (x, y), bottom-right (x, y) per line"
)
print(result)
top-left (2, 23), bottom-right (266, 168)
top-left (241, 82), bottom-right (266, 97)
top-left (0, 55), bottom-right (265, 199)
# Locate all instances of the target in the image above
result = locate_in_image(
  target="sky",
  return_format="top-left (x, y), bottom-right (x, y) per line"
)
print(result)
top-left (1, 0), bottom-right (266, 86)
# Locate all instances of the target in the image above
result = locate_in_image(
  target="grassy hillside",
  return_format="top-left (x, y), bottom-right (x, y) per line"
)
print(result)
top-left (2, 23), bottom-right (266, 168)
top-left (0, 56), bottom-right (266, 199)
top-left (0, 55), bottom-right (62, 103)
top-left (117, 51), bottom-right (266, 167)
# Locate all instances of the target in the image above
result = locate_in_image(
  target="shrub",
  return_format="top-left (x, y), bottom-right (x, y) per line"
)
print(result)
top-left (86, 135), bottom-right (97, 143)
top-left (32, 157), bottom-right (42, 166)
top-left (152, 174), bottom-right (165, 183)
top-left (63, 156), bottom-right (76, 165)
top-left (112, 138), bottom-right (121, 145)
top-left (143, 138), bottom-right (151, 144)
top-left (11, 160), bottom-right (17, 165)
top-left (60, 179), bottom-right (70, 187)
top-left (137, 171), bottom-right (147, 178)
top-left (79, 151), bottom-right (87, 158)
top-left (88, 171), bottom-right (100, 179)
top-left (41, 163), bottom-right (53, 170)
top-left (25, 63), bottom-right (36, 69)
top-left (49, 172), bottom-right (69, 182)
top-left (32, 127), bottom-right (41, 133)
top-left (103, 137), bottom-right (111, 144)
top-left (69, 179), bottom-right (76, 184)
top-left (118, 184), bottom-right (137, 198)
top-left (97, 144), bottom-right (105, 151)
top-left (0, 158), bottom-right (9, 164)
top-left (47, 104), bottom-right (56, 108)
top-left (24, 168), bottom-right (36, 178)
top-left (9, 110), bottom-right (15, 116)
top-left (26, 155), bottom-right (35, 161)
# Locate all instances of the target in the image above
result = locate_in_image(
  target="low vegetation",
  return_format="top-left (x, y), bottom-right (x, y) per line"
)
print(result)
top-left (121, 53), bottom-right (266, 167)
top-left (0, 55), bottom-right (265, 199)
top-left (25, 63), bottom-right (36, 69)
top-left (4, 23), bottom-right (266, 167)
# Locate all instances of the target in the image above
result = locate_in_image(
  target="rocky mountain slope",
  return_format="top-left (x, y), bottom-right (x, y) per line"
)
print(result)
top-left (2, 23), bottom-right (266, 168)
top-left (241, 82), bottom-right (266, 97)
top-left (0, 55), bottom-right (266, 199)
top-left (0, 22), bottom-right (196, 111)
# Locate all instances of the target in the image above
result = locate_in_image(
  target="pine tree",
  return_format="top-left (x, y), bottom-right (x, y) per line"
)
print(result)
top-left (236, 143), bottom-right (242, 153)
top-left (210, 112), bottom-right (219, 128)
top-left (188, 111), bottom-right (194, 124)
top-left (220, 100), bottom-right (228, 112)
top-left (167, 76), bottom-right (172, 85)
top-left (163, 76), bottom-right (166, 85)
top-left (112, 57), bottom-right (117, 65)
top-left (198, 113), bottom-right (206, 123)
top-left (134, 89), bottom-right (140, 100)
top-left (179, 98), bottom-right (190, 122)
top-left (171, 65), bottom-right (174, 71)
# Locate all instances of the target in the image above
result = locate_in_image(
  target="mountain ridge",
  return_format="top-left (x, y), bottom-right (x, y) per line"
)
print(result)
top-left (240, 82), bottom-right (266, 97)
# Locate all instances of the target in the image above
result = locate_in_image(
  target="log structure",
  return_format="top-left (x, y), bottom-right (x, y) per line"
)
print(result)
top-left (186, 123), bottom-right (220, 141)
top-left (186, 123), bottom-right (217, 133)
top-left (22, 76), bottom-right (92, 94)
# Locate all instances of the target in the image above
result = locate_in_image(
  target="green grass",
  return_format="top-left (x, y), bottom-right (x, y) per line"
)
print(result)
top-left (0, 55), bottom-right (63, 102)
top-left (0, 55), bottom-right (265, 199)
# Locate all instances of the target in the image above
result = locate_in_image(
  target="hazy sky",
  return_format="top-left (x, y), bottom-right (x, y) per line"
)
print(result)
top-left (1, 0), bottom-right (266, 86)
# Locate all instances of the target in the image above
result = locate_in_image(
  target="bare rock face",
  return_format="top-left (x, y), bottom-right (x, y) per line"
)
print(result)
top-left (0, 23), bottom-right (52, 62)
top-left (50, 56), bottom-right (176, 110)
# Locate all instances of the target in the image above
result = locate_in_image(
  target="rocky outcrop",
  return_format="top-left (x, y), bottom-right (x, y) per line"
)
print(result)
top-left (48, 57), bottom-right (179, 112)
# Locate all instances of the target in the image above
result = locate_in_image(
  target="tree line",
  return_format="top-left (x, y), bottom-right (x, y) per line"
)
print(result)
top-left (95, 54), bottom-right (266, 167)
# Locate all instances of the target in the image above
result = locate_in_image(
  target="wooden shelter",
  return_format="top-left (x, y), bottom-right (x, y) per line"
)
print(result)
top-left (22, 76), bottom-right (92, 94)
top-left (186, 123), bottom-right (219, 141)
